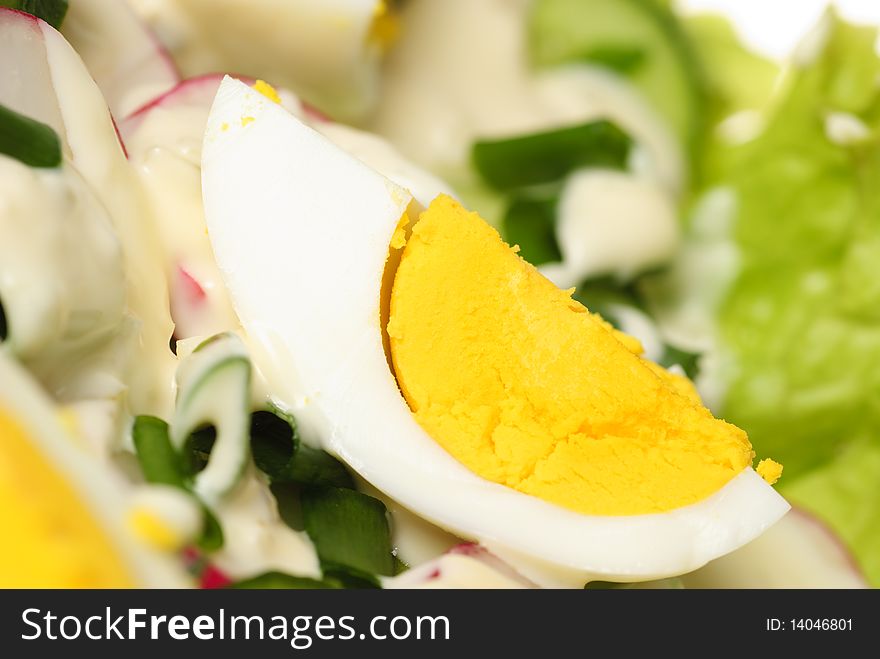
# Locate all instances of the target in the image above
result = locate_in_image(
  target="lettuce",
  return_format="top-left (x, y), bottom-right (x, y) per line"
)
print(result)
top-left (701, 12), bottom-right (880, 585)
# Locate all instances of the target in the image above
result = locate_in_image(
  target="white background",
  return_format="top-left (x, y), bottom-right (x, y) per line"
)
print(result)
top-left (678, 0), bottom-right (880, 59)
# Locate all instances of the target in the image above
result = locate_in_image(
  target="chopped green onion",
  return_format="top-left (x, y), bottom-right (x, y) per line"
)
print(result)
top-left (132, 415), bottom-right (225, 551)
top-left (320, 563), bottom-right (381, 589)
top-left (0, 296), bottom-right (7, 342)
top-left (502, 195), bottom-right (561, 266)
top-left (250, 410), bottom-right (354, 489)
top-left (301, 486), bottom-right (395, 578)
top-left (0, 0), bottom-right (68, 29)
top-left (573, 275), bottom-right (646, 328)
top-left (472, 120), bottom-right (631, 191)
top-left (132, 416), bottom-right (188, 489)
top-left (197, 505), bottom-right (225, 552)
top-left (228, 571), bottom-right (332, 590)
top-left (580, 46), bottom-right (646, 74)
top-left (0, 103), bottom-right (62, 168)
top-left (659, 345), bottom-right (700, 380)
top-left (171, 333), bottom-right (252, 502)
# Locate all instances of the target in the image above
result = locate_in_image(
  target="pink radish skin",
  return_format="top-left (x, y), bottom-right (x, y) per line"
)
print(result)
top-left (61, 0), bottom-right (180, 119)
top-left (0, 7), bottom-right (177, 415)
top-left (386, 544), bottom-right (536, 589)
top-left (682, 506), bottom-right (869, 589)
top-left (122, 73), bottom-right (255, 137)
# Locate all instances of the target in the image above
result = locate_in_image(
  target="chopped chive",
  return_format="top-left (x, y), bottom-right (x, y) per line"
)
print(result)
top-left (573, 275), bottom-right (647, 328)
top-left (0, 296), bottom-right (7, 342)
top-left (659, 344), bottom-right (701, 380)
top-left (132, 416), bottom-right (188, 489)
top-left (580, 46), bottom-right (646, 74)
top-left (320, 563), bottom-right (382, 589)
top-left (132, 415), bottom-right (224, 551)
top-left (228, 571), bottom-right (333, 590)
top-left (0, 103), bottom-right (62, 168)
top-left (301, 486), bottom-right (395, 578)
top-left (250, 410), bottom-right (354, 489)
top-left (196, 505), bottom-right (225, 552)
top-left (502, 195), bottom-right (561, 266)
top-left (0, 0), bottom-right (68, 29)
top-left (472, 120), bottom-right (631, 190)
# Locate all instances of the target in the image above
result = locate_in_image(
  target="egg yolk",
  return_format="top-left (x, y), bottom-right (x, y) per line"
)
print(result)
top-left (388, 194), bottom-right (761, 516)
top-left (0, 406), bottom-right (134, 587)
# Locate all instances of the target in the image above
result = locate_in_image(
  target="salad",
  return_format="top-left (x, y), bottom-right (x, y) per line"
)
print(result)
top-left (0, 0), bottom-right (874, 589)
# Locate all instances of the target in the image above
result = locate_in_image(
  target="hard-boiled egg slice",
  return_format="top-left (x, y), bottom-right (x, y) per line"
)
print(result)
top-left (202, 78), bottom-right (789, 587)
top-left (0, 354), bottom-right (187, 587)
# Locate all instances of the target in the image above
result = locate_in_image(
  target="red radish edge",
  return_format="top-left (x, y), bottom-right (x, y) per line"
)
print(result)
top-left (788, 507), bottom-right (870, 586)
top-left (124, 72), bottom-right (257, 122)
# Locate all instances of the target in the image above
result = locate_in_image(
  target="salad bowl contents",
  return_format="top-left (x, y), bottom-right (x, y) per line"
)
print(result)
top-left (0, 0), bottom-right (875, 589)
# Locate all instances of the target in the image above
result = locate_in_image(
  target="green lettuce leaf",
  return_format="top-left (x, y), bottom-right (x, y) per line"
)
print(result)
top-left (698, 11), bottom-right (880, 584)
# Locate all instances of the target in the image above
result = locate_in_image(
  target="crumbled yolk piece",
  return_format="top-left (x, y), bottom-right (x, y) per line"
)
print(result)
top-left (0, 406), bottom-right (133, 587)
top-left (241, 116), bottom-right (255, 127)
top-left (388, 195), bottom-right (765, 516)
top-left (756, 459), bottom-right (783, 485)
top-left (253, 79), bottom-right (282, 104)
top-left (369, 0), bottom-right (399, 50)
top-left (127, 508), bottom-right (181, 552)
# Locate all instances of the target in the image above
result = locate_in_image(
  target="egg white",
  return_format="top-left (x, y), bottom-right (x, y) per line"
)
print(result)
top-left (202, 77), bottom-right (789, 587)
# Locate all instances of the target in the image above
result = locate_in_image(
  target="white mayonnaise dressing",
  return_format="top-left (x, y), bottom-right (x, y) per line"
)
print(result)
top-left (129, 0), bottom-right (386, 121)
top-left (122, 88), bottom-right (242, 341)
top-left (0, 157), bottom-right (124, 362)
top-left (39, 24), bottom-right (177, 417)
top-left (370, 0), bottom-right (684, 193)
top-left (539, 170), bottom-right (680, 289)
top-left (211, 470), bottom-right (322, 581)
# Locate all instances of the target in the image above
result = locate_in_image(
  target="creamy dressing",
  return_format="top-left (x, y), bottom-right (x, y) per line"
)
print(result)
top-left (40, 22), bottom-right (177, 417)
top-left (370, 0), bottom-right (684, 193)
top-left (130, 0), bottom-right (385, 121)
top-left (539, 170), bottom-right (680, 289)
top-left (210, 469), bottom-right (322, 580)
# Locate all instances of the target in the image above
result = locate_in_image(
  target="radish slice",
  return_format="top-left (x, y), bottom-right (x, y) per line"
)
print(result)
top-left (386, 544), bottom-right (535, 589)
top-left (682, 508), bottom-right (869, 588)
top-left (62, 0), bottom-right (179, 118)
top-left (0, 7), bottom-right (176, 415)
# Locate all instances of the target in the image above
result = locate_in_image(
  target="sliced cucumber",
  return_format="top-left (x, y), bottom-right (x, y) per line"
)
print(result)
top-left (529, 0), bottom-right (705, 151)
top-left (171, 333), bottom-right (252, 503)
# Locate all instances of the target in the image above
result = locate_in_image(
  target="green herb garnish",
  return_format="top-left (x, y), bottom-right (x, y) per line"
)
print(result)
top-left (0, 0), bottom-right (68, 28)
top-left (580, 45), bottom-right (646, 74)
top-left (501, 195), bottom-right (561, 266)
top-left (228, 571), bottom-right (332, 590)
top-left (0, 297), bottom-right (7, 342)
top-left (301, 486), bottom-right (394, 578)
top-left (132, 415), bottom-right (225, 551)
top-left (472, 120), bottom-right (631, 191)
top-left (250, 409), bottom-right (354, 489)
top-left (0, 103), bottom-right (62, 168)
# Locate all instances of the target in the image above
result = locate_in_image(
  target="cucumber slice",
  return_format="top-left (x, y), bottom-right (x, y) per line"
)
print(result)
top-left (171, 333), bottom-right (252, 503)
top-left (529, 0), bottom-right (705, 150)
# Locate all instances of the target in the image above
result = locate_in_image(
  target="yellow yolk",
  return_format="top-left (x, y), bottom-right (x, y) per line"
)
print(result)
top-left (756, 459), bottom-right (783, 485)
top-left (369, 1), bottom-right (400, 50)
top-left (388, 195), bottom-right (758, 516)
top-left (253, 80), bottom-right (282, 105)
top-left (0, 406), bottom-right (133, 587)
